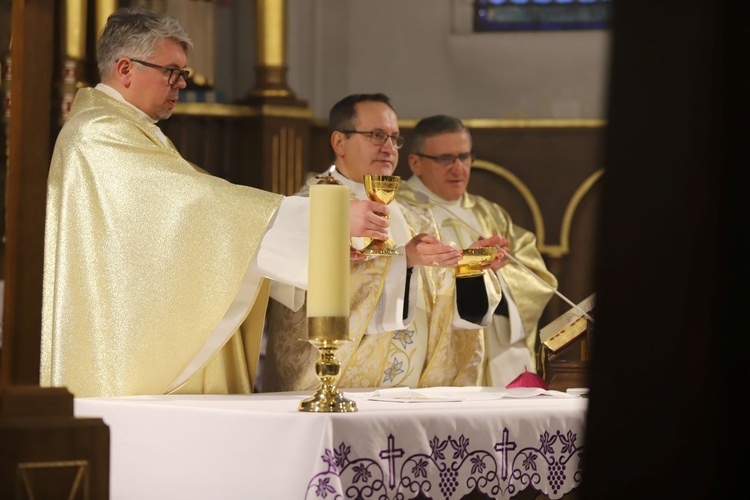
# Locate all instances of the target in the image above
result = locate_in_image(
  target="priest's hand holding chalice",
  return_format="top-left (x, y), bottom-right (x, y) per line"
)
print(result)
top-left (359, 174), bottom-right (401, 256)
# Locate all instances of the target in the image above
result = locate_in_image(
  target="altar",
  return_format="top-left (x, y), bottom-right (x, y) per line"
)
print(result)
top-left (74, 387), bottom-right (586, 499)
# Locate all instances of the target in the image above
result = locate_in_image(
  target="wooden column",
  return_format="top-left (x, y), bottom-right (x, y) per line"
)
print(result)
top-left (248, 0), bottom-right (295, 101)
top-left (95, 1), bottom-right (118, 44)
top-left (1, 0), bottom-right (55, 387)
top-left (1, 1), bottom-right (110, 497)
top-left (59, 0), bottom-right (89, 123)
top-left (244, 0), bottom-right (313, 195)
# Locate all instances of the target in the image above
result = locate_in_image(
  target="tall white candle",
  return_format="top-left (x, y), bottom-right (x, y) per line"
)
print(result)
top-left (307, 183), bottom-right (350, 318)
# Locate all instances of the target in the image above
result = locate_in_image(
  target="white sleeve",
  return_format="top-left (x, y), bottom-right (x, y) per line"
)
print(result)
top-left (269, 281), bottom-right (307, 312)
top-left (364, 250), bottom-right (416, 334)
top-left (496, 271), bottom-right (526, 343)
top-left (252, 196), bottom-right (309, 290)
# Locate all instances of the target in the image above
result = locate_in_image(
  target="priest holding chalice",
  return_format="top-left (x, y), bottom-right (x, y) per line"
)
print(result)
top-left (262, 94), bottom-right (503, 393)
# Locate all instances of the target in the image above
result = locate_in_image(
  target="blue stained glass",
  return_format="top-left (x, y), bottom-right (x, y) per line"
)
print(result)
top-left (474, 0), bottom-right (610, 32)
top-left (479, 0), bottom-right (612, 4)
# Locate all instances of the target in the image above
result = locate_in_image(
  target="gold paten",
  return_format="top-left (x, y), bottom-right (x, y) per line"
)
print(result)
top-left (455, 247), bottom-right (498, 278)
top-left (299, 317), bottom-right (358, 413)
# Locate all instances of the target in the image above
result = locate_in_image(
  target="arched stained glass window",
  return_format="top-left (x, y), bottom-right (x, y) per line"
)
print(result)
top-left (474, 0), bottom-right (612, 32)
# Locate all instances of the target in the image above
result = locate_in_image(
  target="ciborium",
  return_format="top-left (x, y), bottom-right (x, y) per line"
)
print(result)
top-left (455, 247), bottom-right (498, 278)
top-left (298, 317), bottom-right (358, 413)
top-left (359, 174), bottom-right (401, 256)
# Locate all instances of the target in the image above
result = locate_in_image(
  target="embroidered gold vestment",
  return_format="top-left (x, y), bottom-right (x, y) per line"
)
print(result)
top-left (399, 179), bottom-right (557, 386)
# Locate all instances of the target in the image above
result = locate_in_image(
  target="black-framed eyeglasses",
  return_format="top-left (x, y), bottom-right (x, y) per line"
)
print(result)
top-left (414, 152), bottom-right (475, 167)
top-left (340, 130), bottom-right (405, 150)
top-left (129, 58), bottom-right (190, 86)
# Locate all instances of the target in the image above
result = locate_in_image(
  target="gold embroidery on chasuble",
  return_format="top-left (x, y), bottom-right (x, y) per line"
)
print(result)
top-left (264, 256), bottom-right (395, 391)
top-left (338, 256), bottom-right (424, 388)
top-left (467, 194), bottom-right (557, 363)
top-left (399, 196), bottom-right (488, 387)
top-left (338, 254), bottom-right (432, 389)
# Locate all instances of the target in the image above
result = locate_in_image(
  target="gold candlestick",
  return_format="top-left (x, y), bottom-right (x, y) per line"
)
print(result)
top-left (299, 317), bottom-right (358, 413)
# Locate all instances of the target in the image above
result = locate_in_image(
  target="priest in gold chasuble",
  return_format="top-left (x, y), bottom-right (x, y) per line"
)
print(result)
top-left (40, 9), bottom-right (314, 398)
top-left (402, 115), bottom-right (558, 387)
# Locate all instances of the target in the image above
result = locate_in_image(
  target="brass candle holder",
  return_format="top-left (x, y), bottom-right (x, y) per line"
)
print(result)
top-left (298, 317), bottom-right (358, 413)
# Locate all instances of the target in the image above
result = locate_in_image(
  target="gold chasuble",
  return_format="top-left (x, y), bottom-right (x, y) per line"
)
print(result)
top-left (41, 88), bottom-right (282, 397)
top-left (400, 178), bottom-right (556, 387)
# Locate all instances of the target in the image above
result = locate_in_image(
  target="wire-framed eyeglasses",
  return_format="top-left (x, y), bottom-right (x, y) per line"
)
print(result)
top-left (341, 130), bottom-right (405, 150)
top-left (414, 152), bottom-right (475, 167)
top-left (130, 58), bottom-right (190, 86)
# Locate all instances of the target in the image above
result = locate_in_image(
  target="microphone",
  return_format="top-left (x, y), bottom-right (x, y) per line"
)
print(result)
top-left (410, 190), bottom-right (594, 323)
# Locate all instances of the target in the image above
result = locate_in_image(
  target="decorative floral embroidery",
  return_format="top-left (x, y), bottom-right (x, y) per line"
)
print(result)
top-left (392, 328), bottom-right (415, 348)
top-left (306, 427), bottom-right (583, 499)
top-left (313, 477), bottom-right (336, 498)
top-left (382, 358), bottom-right (405, 383)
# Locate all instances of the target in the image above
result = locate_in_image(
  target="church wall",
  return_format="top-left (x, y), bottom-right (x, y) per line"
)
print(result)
top-left (216, 0), bottom-right (610, 121)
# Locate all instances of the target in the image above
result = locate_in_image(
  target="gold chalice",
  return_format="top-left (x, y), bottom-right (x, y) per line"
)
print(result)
top-left (359, 174), bottom-right (401, 256)
top-left (455, 247), bottom-right (498, 278)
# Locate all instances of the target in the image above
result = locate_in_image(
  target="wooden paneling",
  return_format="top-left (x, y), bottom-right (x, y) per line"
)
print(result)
top-left (1, 386), bottom-right (110, 499)
top-left (161, 106), bottom-right (312, 195)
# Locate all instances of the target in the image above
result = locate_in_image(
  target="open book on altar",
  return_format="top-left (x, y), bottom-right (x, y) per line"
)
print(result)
top-left (539, 293), bottom-right (596, 357)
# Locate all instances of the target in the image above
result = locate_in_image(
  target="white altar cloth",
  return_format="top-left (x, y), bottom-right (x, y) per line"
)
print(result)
top-left (74, 387), bottom-right (587, 499)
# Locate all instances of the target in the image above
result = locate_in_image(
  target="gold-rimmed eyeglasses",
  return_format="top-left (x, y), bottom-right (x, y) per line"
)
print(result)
top-left (129, 58), bottom-right (190, 86)
top-left (341, 130), bottom-right (405, 150)
top-left (414, 152), bottom-right (475, 167)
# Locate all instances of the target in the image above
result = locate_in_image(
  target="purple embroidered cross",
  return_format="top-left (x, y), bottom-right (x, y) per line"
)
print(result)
top-left (494, 428), bottom-right (517, 481)
top-left (379, 434), bottom-right (404, 489)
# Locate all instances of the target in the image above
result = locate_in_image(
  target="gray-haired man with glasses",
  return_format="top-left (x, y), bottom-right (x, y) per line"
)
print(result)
top-left (400, 115), bottom-right (558, 387)
top-left (40, 10), bottom-right (388, 398)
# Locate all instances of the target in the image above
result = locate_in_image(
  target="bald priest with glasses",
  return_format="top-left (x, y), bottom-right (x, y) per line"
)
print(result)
top-left (399, 115), bottom-right (558, 387)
